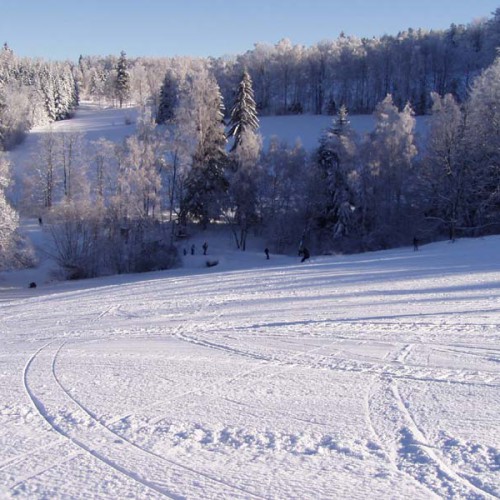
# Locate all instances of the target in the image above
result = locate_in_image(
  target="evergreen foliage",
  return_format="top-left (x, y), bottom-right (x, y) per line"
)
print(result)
top-left (115, 50), bottom-right (130, 108)
top-left (312, 105), bottom-right (357, 245)
top-left (227, 70), bottom-right (259, 152)
top-left (0, 46), bottom-right (77, 150)
top-left (156, 70), bottom-right (178, 124)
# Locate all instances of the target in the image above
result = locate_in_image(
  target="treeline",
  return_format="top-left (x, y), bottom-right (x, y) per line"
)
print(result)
top-left (0, 44), bottom-right (78, 150)
top-left (2, 9), bottom-right (499, 150)
top-left (75, 9), bottom-right (500, 116)
top-left (229, 14), bottom-right (500, 115)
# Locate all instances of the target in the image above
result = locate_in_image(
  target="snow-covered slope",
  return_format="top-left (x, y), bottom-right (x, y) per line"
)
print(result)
top-left (259, 113), bottom-right (430, 151)
top-left (1, 235), bottom-right (499, 499)
top-left (7, 102), bottom-right (428, 179)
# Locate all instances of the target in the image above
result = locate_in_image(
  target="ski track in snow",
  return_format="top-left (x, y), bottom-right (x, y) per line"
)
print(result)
top-left (20, 340), bottom-right (265, 499)
top-left (2, 244), bottom-right (499, 499)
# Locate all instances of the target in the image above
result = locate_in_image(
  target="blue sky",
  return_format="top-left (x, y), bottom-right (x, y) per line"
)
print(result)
top-left (1, 0), bottom-right (498, 61)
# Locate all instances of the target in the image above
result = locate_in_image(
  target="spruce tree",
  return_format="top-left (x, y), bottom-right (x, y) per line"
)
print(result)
top-left (313, 105), bottom-right (356, 243)
top-left (115, 50), bottom-right (130, 108)
top-left (227, 69), bottom-right (259, 152)
top-left (156, 70), bottom-right (178, 124)
top-left (226, 69), bottom-right (262, 250)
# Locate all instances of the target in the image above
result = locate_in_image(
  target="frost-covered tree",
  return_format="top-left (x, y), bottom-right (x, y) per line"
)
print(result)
top-left (311, 105), bottom-right (357, 246)
top-left (464, 57), bottom-right (500, 233)
top-left (58, 132), bottom-right (85, 200)
top-left (260, 138), bottom-right (308, 252)
top-left (89, 138), bottom-right (117, 200)
top-left (227, 69), bottom-right (259, 152)
top-left (0, 82), bottom-right (33, 150)
top-left (115, 109), bottom-right (163, 220)
top-left (182, 72), bottom-right (228, 228)
top-left (22, 130), bottom-right (88, 212)
top-left (224, 70), bottom-right (263, 249)
top-left (422, 92), bottom-right (467, 240)
top-left (156, 69), bottom-right (178, 124)
top-left (0, 154), bottom-right (20, 269)
top-left (227, 131), bottom-right (262, 250)
top-left (360, 95), bottom-right (417, 246)
top-left (39, 130), bottom-right (58, 209)
top-left (115, 50), bottom-right (130, 108)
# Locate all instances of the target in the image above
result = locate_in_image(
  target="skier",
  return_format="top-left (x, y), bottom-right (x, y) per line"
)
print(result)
top-left (413, 236), bottom-right (419, 251)
top-left (191, 244), bottom-right (195, 255)
top-left (202, 241), bottom-right (208, 255)
top-left (264, 248), bottom-right (270, 260)
top-left (299, 247), bottom-right (310, 263)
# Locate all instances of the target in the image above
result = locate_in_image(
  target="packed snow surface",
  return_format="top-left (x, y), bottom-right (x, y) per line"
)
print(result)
top-left (1, 104), bottom-right (499, 498)
top-left (1, 234), bottom-right (499, 499)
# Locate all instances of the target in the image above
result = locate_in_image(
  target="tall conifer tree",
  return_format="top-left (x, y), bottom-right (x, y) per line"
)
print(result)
top-left (156, 70), bottom-right (178, 124)
top-left (115, 50), bottom-right (130, 108)
top-left (227, 69), bottom-right (259, 152)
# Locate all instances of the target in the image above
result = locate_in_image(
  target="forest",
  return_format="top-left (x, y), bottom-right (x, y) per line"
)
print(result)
top-left (0, 9), bottom-right (499, 278)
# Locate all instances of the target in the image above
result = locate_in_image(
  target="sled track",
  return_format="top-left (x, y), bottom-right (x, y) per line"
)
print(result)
top-left (176, 331), bottom-right (500, 388)
top-left (364, 376), bottom-right (440, 499)
top-left (22, 340), bottom-right (264, 499)
top-left (366, 345), bottom-right (497, 500)
top-left (391, 378), bottom-right (497, 499)
top-left (176, 333), bottom-right (499, 499)
top-left (22, 342), bottom-right (175, 498)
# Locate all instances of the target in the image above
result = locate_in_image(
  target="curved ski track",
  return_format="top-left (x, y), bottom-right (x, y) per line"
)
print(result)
top-left (21, 341), bottom-right (264, 499)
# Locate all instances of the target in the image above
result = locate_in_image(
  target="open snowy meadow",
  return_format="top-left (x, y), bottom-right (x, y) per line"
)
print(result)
top-left (1, 233), bottom-right (499, 499)
top-left (0, 104), bottom-right (499, 498)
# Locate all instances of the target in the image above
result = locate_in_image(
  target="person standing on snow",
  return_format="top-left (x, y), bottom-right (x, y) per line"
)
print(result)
top-left (299, 247), bottom-right (310, 263)
top-left (202, 242), bottom-right (208, 255)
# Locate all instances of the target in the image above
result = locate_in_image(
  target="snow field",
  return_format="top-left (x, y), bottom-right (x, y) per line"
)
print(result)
top-left (1, 235), bottom-right (499, 498)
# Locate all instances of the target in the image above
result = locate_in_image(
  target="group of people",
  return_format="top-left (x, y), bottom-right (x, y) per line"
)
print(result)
top-left (264, 246), bottom-right (310, 262)
top-left (183, 240), bottom-right (311, 263)
top-left (185, 235), bottom-right (419, 263)
top-left (184, 242), bottom-right (209, 256)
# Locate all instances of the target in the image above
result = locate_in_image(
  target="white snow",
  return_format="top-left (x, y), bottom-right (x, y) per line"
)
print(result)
top-left (0, 104), bottom-right (499, 499)
top-left (259, 113), bottom-right (430, 151)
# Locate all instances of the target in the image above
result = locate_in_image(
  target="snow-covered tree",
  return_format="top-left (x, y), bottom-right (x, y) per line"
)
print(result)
top-left (115, 109), bottom-right (163, 220)
top-left (422, 92), bottom-right (467, 240)
top-left (0, 153), bottom-right (20, 269)
top-left (58, 132), bottom-right (85, 201)
top-left (224, 69), bottom-right (263, 249)
top-left (89, 138), bottom-right (117, 200)
top-left (156, 69), bottom-right (178, 124)
top-left (227, 69), bottom-right (259, 152)
top-left (0, 82), bottom-right (33, 150)
top-left (464, 57), bottom-right (500, 233)
top-left (311, 105), bottom-right (357, 246)
top-left (226, 130), bottom-right (262, 250)
top-left (181, 71), bottom-right (228, 228)
top-left (115, 51), bottom-right (130, 108)
top-left (260, 138), bottom-right (308, 252)
top-left (360, 95), bottom-right (417, 246)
